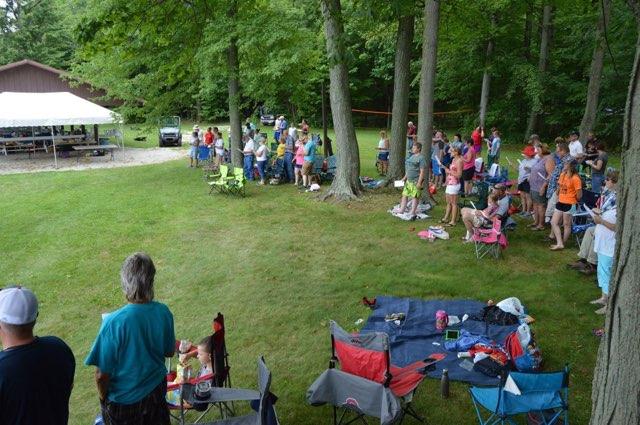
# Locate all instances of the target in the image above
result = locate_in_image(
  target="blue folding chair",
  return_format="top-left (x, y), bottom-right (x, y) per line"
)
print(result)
top-left (469, 366), bottom-right (569, 425)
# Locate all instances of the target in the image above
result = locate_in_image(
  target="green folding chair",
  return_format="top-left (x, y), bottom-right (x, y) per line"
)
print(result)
top-left (209, 165), bottom-right (230, 195)
top-left (227, 167), bottom-right (246, 197)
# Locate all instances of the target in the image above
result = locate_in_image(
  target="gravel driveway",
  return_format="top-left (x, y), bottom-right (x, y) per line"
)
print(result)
top-left (0, 147), bottom-right (186, 175)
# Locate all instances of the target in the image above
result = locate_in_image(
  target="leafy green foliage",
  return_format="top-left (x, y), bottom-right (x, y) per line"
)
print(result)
top-left (7, 0), bottom-right (632, 143)
top-left (0, 0), bottom-right (75, 69)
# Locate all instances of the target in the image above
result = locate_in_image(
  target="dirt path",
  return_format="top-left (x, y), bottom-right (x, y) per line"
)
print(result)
top-left (0, 147), bottom-right (186, 175)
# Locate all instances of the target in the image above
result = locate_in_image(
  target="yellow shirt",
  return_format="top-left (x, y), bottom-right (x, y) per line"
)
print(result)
top-left (277, 143), bottom-right (285, 158)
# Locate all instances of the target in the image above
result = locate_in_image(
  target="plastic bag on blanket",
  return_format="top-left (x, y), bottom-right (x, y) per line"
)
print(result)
top-left (496, 297), bottom-right (525, 317)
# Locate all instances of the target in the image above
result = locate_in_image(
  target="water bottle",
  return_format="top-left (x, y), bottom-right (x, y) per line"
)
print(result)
top-left (441, 369), bottom-right (450, 399)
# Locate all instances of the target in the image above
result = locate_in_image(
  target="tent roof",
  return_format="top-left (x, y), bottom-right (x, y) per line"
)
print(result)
top-left (0, 92), bottom-right (121, 127)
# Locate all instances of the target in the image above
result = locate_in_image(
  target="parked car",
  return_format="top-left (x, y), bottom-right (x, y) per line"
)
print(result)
top-left (259, 106), bottom-right (276, 127)
top-left (158, 116), bottom-right (182, 147)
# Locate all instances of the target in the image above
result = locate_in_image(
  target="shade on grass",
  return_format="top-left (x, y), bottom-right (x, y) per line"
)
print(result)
top-left (0, 133), bottom-right (608, 424)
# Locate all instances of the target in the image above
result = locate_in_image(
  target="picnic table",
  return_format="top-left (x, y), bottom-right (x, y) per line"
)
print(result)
top-left (0, 135), bottom-right (88, 157)
top-left (72, 144), bottom-right (119, 164)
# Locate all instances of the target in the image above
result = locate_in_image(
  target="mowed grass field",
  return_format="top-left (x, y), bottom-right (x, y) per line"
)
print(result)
top-left (0, 128), bottom-right (612, 424)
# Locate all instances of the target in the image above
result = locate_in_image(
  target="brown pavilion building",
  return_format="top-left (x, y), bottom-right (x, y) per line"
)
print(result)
top-left (0, 59), bottom-right (115, 107)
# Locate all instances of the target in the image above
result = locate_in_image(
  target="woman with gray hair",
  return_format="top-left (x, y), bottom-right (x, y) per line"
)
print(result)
top-left (86, 252), bottom-right (175, 425)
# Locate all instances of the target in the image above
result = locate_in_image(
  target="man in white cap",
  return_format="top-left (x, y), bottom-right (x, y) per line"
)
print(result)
top-left (0, 286), bottom-right (75, 424)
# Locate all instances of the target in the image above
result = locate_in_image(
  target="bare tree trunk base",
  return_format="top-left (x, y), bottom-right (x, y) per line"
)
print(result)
top-left (320, 184), bottom-right (362, 202)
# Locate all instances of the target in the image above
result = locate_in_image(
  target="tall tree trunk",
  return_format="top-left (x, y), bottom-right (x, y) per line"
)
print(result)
top-left (590, 15), bottom-right (640, 424)
top-left (523, 2), bottom-right (533, 61)
top-left (479, 15), bottom-right (496, 129)
top-left (525, 4), bottom-right (553, 138)
top-left (417, 0), bottom-right (440, 167)
top-left (579, 0), bottom-right (612, 144)
top-left (320, 0), bottom-right (361, 200)
top-left (388, 13), bottom-right (415, 182)
top-left (227, 0), bottom-right (242, 167)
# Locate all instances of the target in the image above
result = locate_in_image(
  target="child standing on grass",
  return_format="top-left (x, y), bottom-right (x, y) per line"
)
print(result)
top-left (275, 136), bottom-right (286, 180)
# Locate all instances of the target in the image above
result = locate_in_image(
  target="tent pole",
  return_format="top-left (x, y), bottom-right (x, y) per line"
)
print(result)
top-left (51, 126), bottom-right (57, 169)
top-left (120, 122), bottom-right (124, 160)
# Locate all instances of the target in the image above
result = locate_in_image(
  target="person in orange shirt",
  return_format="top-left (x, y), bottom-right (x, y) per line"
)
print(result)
top-left (550, 160), bottom-right (582, 250)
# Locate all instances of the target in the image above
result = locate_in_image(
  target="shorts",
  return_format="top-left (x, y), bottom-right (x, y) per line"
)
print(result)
top-left (301, 161), bottom-right (313, 175)
top-left (531, 191), bottom-right (546, 205)
top-left (378, 152), bottom-right (389, 161)
top-left (555, 202), bottom-right (576, 214)
top-left (295, 163), bottom-right (303, 170)
top-left (445, 184), bottom-right (460, 195)
top-left (402, 180), bottom-right (421, 198)
top-left (431, 159), bottom-right (441, 176)
top-left (189, 146), bottom-right (198, 159)
top-left (462, 167), bottom-right (474, 182)
top-left (517, 180), bottom-right (530, 193)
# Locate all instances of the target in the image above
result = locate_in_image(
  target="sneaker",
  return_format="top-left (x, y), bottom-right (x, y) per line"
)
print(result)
top-left (580, 264), bottom-right (596, 276)
top-left (567, 260), bottom-right (587, 270)
top-left (590, 296), bottom-right (607, 305)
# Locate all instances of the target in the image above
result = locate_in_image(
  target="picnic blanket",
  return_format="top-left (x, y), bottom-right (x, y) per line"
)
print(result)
top-left (360, 296), bottom-right (520, 386)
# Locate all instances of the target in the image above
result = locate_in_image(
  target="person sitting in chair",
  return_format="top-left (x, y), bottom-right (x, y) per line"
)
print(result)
top-left (166, 336), bottom-right (214, 408)
top-left (461, 193), bottom-right (499, 243)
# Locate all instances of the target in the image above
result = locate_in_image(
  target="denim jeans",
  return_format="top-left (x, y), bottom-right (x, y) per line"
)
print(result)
top-left (591, 173), bottom-right (604, 194)
top-left (257, 160), bottom-right (267, 181)
top-left (275, 158), bottom-right (284, 178)
top-left (284, 152), bottom-right (295, 182)
top-left (243, 155), bottom-right (254, 180)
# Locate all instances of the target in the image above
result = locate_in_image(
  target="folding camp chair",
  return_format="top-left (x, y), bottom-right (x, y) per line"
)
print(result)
top-left (469, 366), bottom-right (569, 425)
top-left (312, 156), bottom-right (325, 183)
top-left (461, 181), bottom-right (490, 210)
top-left (209, 165), bottom-right (231, 194)
top-left (168, 313), bottom-right (234, 424)
top-left (182, 356), bottom-right (279, 425)
top-left (472, 217), bottom-right (507, 260)
top-left (325, 155), bottom-right (337, 180)
top-left (226, 167), bottom-right (247, 197)
top-left (307, 321), bottom-right (438, 425)
top-left (571, 188), bottom-right (598, 246)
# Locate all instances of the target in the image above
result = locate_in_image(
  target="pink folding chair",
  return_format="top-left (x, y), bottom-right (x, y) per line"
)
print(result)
top-left (472, 217), bottom-right (508, 259)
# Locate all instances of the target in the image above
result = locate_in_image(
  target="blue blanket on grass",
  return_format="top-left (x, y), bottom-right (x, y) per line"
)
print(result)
top-left (360, 296), bottom-right (519, 386)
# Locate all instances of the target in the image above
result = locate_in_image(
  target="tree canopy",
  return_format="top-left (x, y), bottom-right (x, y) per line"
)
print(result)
top-left (0, 0), bottom-right (634, 143)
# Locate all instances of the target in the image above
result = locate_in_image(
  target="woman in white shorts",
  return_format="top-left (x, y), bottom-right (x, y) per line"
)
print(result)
top-left (440, 146), bottom-right (463, 226)
top-left (214, 136), bottom-right (225, 166)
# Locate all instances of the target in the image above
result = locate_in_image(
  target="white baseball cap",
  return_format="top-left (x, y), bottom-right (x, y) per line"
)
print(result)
top-left (0, 286), bottom-right (38, 325)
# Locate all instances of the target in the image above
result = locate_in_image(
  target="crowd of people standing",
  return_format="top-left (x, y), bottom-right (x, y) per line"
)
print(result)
top-left (188, 116), bottom-right (321, 188)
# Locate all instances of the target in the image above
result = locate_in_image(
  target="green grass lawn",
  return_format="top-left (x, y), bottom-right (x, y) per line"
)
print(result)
top-left (0, 129), bottom-right (611, 424)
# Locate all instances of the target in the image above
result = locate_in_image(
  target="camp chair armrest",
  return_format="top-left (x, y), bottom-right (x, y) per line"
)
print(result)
top-left (183, 385), bottom-right (260, 404)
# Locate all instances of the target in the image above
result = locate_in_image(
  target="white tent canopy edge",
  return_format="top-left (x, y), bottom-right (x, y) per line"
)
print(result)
top-left (0, 91), bottom-right (123, 167)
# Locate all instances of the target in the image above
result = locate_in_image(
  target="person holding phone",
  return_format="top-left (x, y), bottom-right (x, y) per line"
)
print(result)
top-left (550, 161), bottom-right (582, 250)
top-left (440, 146), bottom-right (463, 226)
top-left (397, 143), bottom-right (427, 220)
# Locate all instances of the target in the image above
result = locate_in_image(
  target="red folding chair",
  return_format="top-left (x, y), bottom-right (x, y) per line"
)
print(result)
top-left (309, 320), bottom-right (443, 424)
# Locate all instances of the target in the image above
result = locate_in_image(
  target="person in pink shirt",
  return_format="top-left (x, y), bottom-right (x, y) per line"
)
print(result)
top-left (462, 139), bottom-right (476, 196)
top-left (294, 138), bottom-right (305, 186)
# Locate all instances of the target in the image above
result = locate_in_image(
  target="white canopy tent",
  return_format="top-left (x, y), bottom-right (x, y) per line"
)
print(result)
top-left (0, 91), bottom-right (123, 167)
